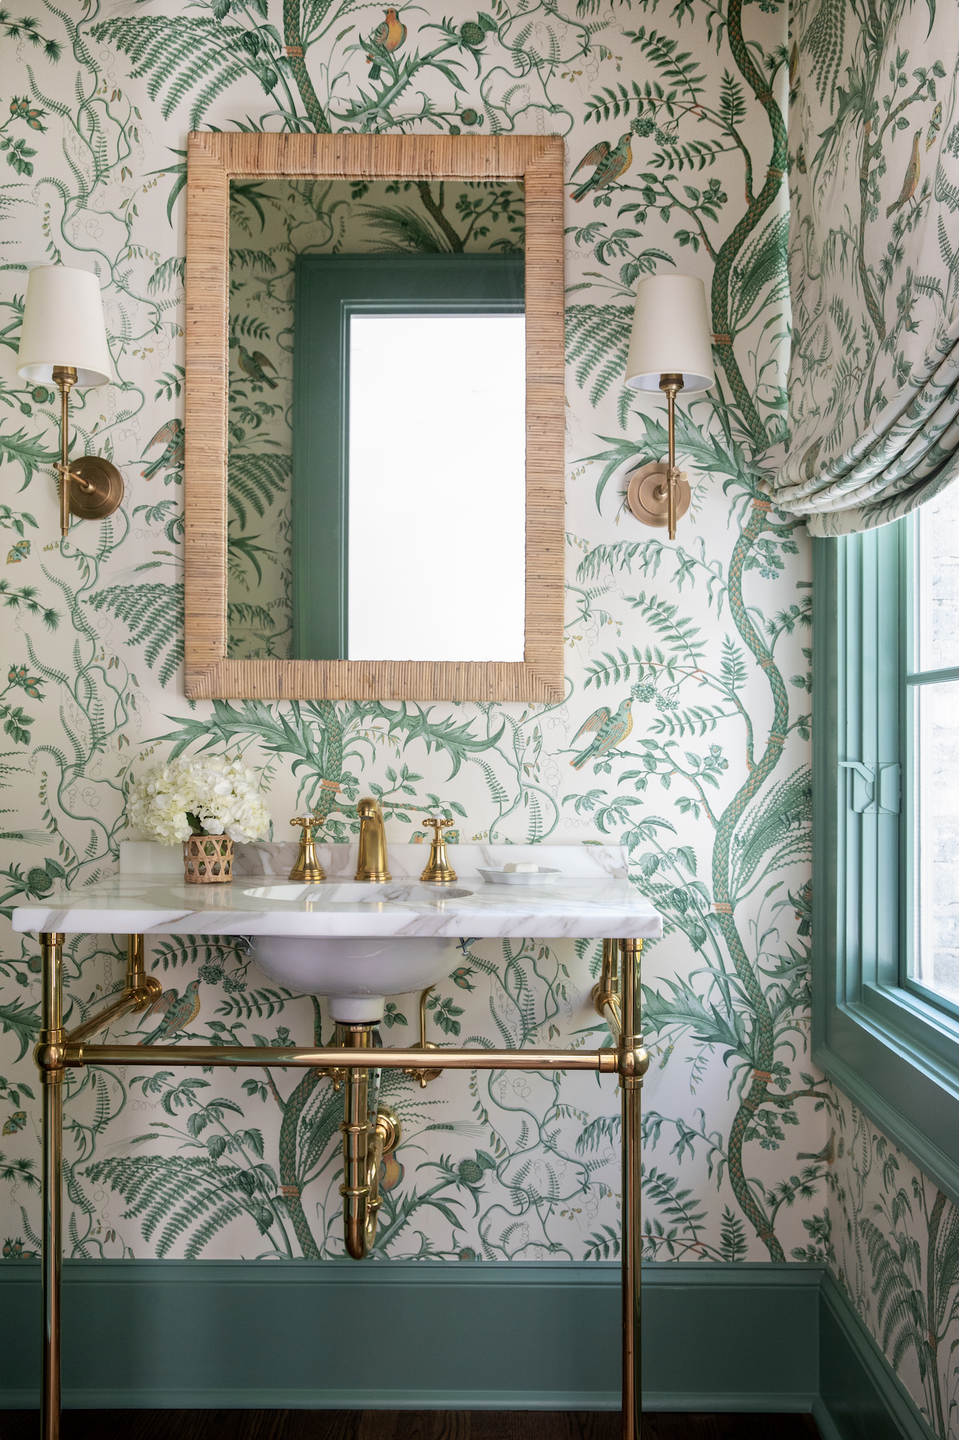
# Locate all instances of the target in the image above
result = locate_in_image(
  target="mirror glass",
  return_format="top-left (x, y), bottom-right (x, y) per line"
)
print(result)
top-left (227, 177), bottom-right (526, 662)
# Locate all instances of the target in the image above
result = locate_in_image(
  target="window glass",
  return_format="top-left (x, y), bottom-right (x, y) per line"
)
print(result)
top-left (909, 491), bottom-right (959, 1007)
top-left (917, 487), bottom-right (959, 672)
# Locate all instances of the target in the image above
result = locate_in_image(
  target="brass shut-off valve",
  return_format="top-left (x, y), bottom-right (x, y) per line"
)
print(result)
top-left (403, 984), bottom-right (442, 1087)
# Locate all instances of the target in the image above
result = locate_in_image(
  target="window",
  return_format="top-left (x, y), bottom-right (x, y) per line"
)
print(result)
top-left (291, 252), bottom-right (525, 662)
top-left (905, 491), bottom-right (959, 1017)
top-left (813, 509), bottom-right (959, 1206)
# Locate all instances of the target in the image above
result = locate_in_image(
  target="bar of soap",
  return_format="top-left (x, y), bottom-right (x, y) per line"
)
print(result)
top-left (504, 862), bottom-right (538, 873)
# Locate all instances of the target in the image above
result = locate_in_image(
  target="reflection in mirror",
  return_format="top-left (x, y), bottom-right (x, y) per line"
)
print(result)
top-left (345, 311), bottom-right (525, 661)
top-left (227, 177), bottom-right (525, 662)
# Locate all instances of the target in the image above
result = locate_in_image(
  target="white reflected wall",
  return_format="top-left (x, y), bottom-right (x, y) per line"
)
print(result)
top-left (347, 313), bottom-right (526, 661)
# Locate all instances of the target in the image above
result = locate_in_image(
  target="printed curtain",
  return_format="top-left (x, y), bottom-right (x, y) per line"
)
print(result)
top-left (766, 0), bottom-right (959, 537)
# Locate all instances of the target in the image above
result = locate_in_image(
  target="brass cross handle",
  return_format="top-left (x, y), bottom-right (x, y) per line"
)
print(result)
top-left (289, 814), bottom-right (325, 883)
top-left (423, 817), bottom-right (454, 841)
top-left (291, 815), bottom-right (320, 838)
top-left (420, 817), bottom-right (456, 884)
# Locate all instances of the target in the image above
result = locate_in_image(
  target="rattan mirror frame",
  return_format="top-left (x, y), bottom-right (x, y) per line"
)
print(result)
top-left (184, 132), bottom-right (565, 701)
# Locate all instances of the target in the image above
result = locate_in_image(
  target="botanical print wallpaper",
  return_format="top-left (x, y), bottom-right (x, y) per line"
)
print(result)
top-left (0, 0), bottom-right (839, 1320)
top-left (226, 176), bottom-right (525, 659)
top-left (784, 0), bottom-right (959, 535)
top-left (788, 0), bottom-right (959, 1432)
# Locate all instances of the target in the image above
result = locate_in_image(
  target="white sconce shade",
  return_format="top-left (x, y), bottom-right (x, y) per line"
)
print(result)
top-left (17, 264), bottom-right (113, 387)
top-left (625, 274), bottom-right (715, 395)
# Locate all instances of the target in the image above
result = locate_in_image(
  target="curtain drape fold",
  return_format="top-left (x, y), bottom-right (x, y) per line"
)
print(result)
top-left (766, 0), bottom-right (959, 537)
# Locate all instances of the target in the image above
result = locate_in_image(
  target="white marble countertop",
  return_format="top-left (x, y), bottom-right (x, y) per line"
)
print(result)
top-left (11, 843), bottom-right (662, 941)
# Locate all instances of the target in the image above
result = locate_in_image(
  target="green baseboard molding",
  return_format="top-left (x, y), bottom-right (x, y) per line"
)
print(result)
top-left (0, 1256), bottom-right (939, 1439)
top-left (0, 1259), bottom-right (818, 1412)
top-left (818, 1271), bottom-right (937, 1440)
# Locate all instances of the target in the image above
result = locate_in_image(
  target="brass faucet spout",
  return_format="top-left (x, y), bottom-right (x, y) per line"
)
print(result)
top-left (354, 797), bottom-right (391, 882)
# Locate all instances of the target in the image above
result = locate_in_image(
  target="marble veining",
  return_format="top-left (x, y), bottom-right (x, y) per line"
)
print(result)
top-left (12, 843), bottom-right (660, 941)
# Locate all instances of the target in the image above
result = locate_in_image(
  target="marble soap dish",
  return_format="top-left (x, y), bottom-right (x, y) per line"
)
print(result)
top-left (478, 866), bottom-right (561, 886)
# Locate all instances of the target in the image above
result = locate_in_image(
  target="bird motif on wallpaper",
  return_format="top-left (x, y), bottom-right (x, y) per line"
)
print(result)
top-left (797, 1127), bottom-right (836, 1166)
top-left (569, 134), bottom-right (633, 202)
top-left (569, 698), bottom-right (633, 769)
top-left (138, 979), bottom-right (201, 1046)
top-left (140, 418), bottom-right (184, 480)
top-left (236, 345), bottom-right (278, 390)
top-left (927, 101), bottom-right (942, 151)
top-left (366, 8), bottom-right (406, 78)
top-left (886, 131), bottom-right (922, 218)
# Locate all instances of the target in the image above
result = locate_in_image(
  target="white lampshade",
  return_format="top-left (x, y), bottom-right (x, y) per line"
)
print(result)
top-left (17, 264), bottom-right (113, 387)
top-left (624, 274), bottom-right (714, 395)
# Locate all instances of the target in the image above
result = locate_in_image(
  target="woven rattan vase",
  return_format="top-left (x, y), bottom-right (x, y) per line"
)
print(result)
top-left (183, 834), bottom-right (234, 883)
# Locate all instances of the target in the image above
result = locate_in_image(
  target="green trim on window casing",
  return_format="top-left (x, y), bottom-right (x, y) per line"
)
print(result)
top-left (291, 252), bottom-right (524, 660)
top-left (812, 530), bottom-right (959, 1210)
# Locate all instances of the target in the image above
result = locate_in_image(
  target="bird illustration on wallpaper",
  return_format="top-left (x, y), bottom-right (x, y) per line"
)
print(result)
top-left (569, 699), bottom-right (633, 769)
top-left (366, 8), bottom-right (407, 78)
top-left (569, 135), bottom-right (633, 202)
top-left (137, 979), bottom-right (202, 1045)
top-left (141, 419), bottom-right (185, 482)
top-left (886, 130), bottom-right (921, 217)
top-left (235, 344), bottom-right (278, 390)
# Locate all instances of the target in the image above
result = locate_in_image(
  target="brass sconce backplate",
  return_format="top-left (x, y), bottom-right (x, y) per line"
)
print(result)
top-left (63, 455), bottom-right (124, 525)
top-left (626, 461), bottom-right (691, 529)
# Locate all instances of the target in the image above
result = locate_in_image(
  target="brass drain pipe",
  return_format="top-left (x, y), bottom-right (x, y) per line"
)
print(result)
top-left (338, 1024), bottom-right (401, 1260)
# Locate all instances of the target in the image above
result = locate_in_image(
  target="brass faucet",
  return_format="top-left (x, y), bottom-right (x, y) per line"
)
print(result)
top-left (354, 797), bottom-right (391, 882)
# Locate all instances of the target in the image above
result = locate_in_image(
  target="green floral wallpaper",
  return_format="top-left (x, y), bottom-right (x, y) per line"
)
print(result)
top-left (0, 0), bottom-right (938, 1427)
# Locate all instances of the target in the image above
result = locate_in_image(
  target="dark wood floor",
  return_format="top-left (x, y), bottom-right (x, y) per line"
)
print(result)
top-left (2, 1412), bottom-right (820, 1440)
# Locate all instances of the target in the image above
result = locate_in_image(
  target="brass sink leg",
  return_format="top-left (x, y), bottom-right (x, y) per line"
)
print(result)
top-left (619, 937), bottom-right (647, 1440)
top-left (339, 1024), bottom-right (401, 1259)
top-left (37, 932), bottom-right (65, 1440)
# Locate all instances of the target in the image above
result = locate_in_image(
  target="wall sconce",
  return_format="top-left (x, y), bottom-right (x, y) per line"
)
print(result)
top-left (624, 274), bottom-right (715, 540)
top-left (16, 264), bottom-right (123, 539)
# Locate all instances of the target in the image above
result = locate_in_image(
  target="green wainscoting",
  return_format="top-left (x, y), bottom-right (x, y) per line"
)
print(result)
top-left (0, 1261), bottom-right (936, 1439)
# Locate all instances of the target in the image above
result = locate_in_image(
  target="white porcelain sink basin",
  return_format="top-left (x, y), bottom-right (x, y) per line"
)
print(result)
top-left (248, 933), bottom-right (459, 1023)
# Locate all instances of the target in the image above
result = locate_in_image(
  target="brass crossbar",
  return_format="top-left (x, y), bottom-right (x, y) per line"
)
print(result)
top-left (63, 1042), bottom-right (618, 1072)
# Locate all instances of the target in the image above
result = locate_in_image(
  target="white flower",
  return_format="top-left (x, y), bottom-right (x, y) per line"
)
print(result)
top-left (129, 755), bottom-right (271, 846)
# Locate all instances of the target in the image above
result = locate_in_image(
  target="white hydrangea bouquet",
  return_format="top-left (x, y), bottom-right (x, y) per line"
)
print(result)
top-left (129, 756), bottom-right (270, 881)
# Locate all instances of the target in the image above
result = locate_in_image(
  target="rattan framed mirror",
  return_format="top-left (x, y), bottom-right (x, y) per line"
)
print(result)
top-left (184, 132), bottom-right (565, 701)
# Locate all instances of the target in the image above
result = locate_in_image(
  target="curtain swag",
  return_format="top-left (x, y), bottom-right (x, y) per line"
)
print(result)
top-left (772, 0), bottom-right (959, 538)
top-left (766, 316), bottom-right (959, 537)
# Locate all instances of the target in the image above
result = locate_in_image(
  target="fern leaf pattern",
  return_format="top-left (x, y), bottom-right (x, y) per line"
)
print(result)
top-left (0, 4), bottom-right (952, 1429)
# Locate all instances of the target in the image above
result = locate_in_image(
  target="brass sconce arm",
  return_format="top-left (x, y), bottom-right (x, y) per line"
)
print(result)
top-left (660, 371), bottom-right (684, 541)
top-left (51, 365), bottom-right (123, 540)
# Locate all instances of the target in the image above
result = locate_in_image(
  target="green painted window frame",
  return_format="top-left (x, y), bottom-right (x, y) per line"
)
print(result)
top-left (292, 252), bottom-right (524, 660)
top-left (813, 524), bottom-right (959, 1208)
